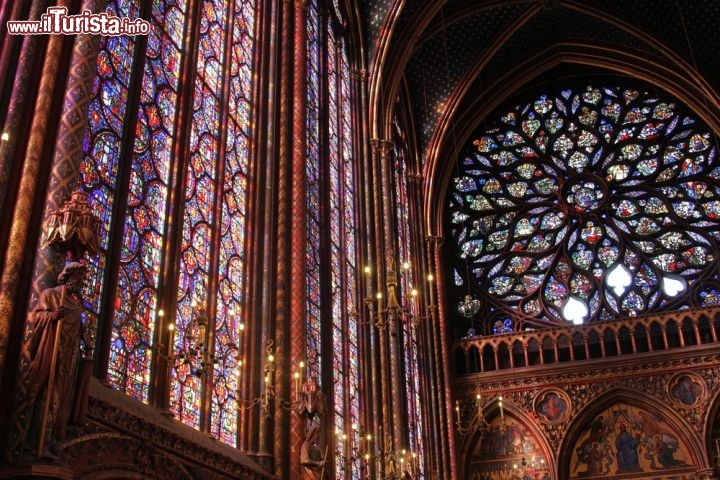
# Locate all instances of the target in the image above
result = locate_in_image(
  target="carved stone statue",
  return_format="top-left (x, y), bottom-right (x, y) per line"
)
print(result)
top-left (18, 262), bottom-right (88, 457)
top-left (300, 424), bottom-right (325, 479)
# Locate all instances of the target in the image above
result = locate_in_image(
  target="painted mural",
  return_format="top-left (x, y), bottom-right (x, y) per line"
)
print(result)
top-left (668, 373), bottom-right (705, 408)
top-left (468, 416), bottom-right (551, 480)
top-left (534, 389), bottom-right (570, 424)
top-left (569, 402), bottom-right (695, 479)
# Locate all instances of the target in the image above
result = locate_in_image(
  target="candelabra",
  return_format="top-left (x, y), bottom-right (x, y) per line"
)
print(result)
top-left (234, 340), bottom-right (323, 420)
top-left (455, 387), bottom-right (490, 437)
top-left (368, 443), bottom-right (420, 480)
top-left (173, 304), bottom-right (217, 377)
top-left (363, 254), bottom-right (421, 331)
top-left (362, 249), bottom-right (426, 480)
top-left (513, 455), bottom-right (546, 478)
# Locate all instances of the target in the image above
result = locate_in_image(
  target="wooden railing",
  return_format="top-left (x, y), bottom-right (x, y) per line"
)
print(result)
top-left (452, 306), bottom-right (720, 374)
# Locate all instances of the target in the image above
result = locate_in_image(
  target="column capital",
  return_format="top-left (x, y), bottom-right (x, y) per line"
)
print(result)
top-left (407, 172), bottom-right (423, 183)
top-left (351, 68), bottom-right (368, 80)
top-left (425, 235), bottom-right (444, 247)
top-left (370, 138), bottom-right (394, 154)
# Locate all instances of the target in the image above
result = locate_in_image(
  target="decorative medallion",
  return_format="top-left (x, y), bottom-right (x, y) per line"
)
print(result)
top-left (668, 372), bottom-right (705, 408)
top-left (534, 388), bottom-right (570, 424)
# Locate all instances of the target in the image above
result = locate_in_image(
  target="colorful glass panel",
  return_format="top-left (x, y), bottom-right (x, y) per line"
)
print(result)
top-left (448, 85), bottom-right (720, 330)
top-left (394, 117), bottom-right (425, 477)
top-left (84, 0), bottom-right (254, 443)
top-left (210, 0), bottom-right (255, 447)
top-left (328, 23), bottom-right (347, 479)
top-left (80, 0), bottom-right (138, 393)
top-left (306, 0), bottom-right (322, 383)
top-left (171, 0), bottom-right (226, 428)
top-left (107, 0), bottom-right (186, 401)
top-left (340, 40), bottom-right (361, 480)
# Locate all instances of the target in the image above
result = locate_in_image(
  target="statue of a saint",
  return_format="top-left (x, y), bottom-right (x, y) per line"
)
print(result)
top-left (19, 262), bottom-right (88, 457)
top-left (300, 424), bottom-right (325, 479)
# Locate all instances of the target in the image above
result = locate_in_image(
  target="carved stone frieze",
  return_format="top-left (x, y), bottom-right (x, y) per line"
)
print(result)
top-left (468, 353), bottom-right (720, 394)
top-left (48, 379), bottom-right (276, 479)
top-left (457, 350), bottom-right (720, 467)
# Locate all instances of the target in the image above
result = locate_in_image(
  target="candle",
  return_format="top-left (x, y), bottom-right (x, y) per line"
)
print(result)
top-left (455, 400), bottom-right (461, 423)
top-left (427, 273), bottom-right (436, 307)
top-left (294, 370), bottom-right (300, 398)
top-left (238, 322), bottom-right (245, 351)
top-left (364, 265), bottom-right (372, 297)
top-left (499, 395), bottom-right (504, 419)
top-left (265, 353), bottom-right (274, 386)
top-left (162, 309), bottom-right (174, 359)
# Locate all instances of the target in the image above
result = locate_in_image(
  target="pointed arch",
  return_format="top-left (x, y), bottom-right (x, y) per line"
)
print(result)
top-left (425, 43), bottom-right (720, 239)
top-left (560, 388), bottom-right (707, 479)
top-left (460, 399), bottom-right (556, 480)
top-left (703, 386), bottom-right (720, 468)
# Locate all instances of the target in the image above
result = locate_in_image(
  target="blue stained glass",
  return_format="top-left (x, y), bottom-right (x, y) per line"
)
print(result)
top-left (306, 0), bottom-right (322, 383)
top-left (449, 84), bottom-right (720, 329)
top-left (83, 0), bottom-right (255, 445)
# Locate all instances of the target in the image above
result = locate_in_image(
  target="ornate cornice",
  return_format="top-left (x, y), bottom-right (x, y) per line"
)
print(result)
top-left (456, 353), bottom-right (720, 456)
top-left (64, 380), bottom-right (277, 479)
top-left (457, 352), bottom-right (720, 393)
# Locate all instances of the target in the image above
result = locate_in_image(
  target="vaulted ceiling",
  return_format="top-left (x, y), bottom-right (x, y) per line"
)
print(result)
top-left (356, 0), bottom-right (720, 168)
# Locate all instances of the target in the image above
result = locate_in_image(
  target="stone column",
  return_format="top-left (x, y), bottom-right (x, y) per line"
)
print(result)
top-left (0, 0), bottom-right (50, 395)
top-left (29, 0), bottom-right (105, 327)
top-left (286, 1), bottom-right (308, 477)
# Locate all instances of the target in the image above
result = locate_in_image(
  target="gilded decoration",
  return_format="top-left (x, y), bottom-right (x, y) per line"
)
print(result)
top-left (569, 402), bottom-right (695, 480)
top-left (468, 416), bottom-right (552, 480)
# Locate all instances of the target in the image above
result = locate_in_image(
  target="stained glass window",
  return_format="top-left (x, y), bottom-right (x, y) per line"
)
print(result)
top-left (210, 0), bottom-right (255, 446)
top-left (306, 5), bottom-right (360, 478)
top-left (447, 85), bottom-right (720, 332)
top-left (393, 117), bottom-right (425, 477)
top-left (111, 0), bottom-right (187, 402)
top-left (306, 0), bottom-right (322, 385)
top-left (80, 0), bottom-right (255, 446)
top-left (171, 0), bottom-right (226, 430)
top-left (328, 25), bottom-right (361, 479)
top-left (81, 0), bottom-right (143, 399)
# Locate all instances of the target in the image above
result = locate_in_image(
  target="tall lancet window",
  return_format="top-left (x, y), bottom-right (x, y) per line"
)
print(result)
top-left (328, 20), bottom-right (360, 480)
top-left (393, 117), bottom-right (425, 476)
top-left (306, 0), bottom-right (323, 386)
top-left (306, 2), bottom-right (360, 478)
top-left (80, 0), bottom-right (256, 446)
top-left (447, 84), bottom-right (720, 334)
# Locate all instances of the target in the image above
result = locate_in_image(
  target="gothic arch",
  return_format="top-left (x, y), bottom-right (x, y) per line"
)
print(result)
top-left (64, 434), bottom-right (194, 480)
top-left (424, 43), bottom-right (720, 238)
top-left (460, 399), bottom-right (555, 480)
top-left (703, 385), bottom-right (720, 470)
top-left (559, 388), bottom-right (707, 479)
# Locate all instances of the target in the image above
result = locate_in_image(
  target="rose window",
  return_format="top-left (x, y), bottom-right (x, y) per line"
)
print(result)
top-left (447, 85), bottom-right (720, 332)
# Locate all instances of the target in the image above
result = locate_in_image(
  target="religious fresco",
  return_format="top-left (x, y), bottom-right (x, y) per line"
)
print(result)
top-left (668, 373), bottom-right (705, 408)
top-left (468, 416), bottom-right (551, 480)
top-left (569, 402), bottom-right (695, 479)
top-left (534, 389), bottom-right (570, 424)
